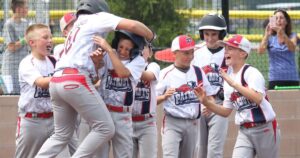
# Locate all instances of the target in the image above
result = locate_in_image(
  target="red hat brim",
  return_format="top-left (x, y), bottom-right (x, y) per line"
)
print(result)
top-left (154, 48), bottom-right (175, 63)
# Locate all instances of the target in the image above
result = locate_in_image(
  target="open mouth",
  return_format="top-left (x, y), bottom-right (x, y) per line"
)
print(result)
top-left (225, 56), bottom-right (231, 60)
top-left (46, 45), bottom-right (52, 51)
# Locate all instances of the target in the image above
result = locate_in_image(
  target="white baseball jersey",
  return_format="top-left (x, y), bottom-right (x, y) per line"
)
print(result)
top-left (192, 43), bottom-right (226, 95)
top-left (99, 53), bottom-right (146, 106)
top-left (223, 64), bottom-right (276, 125)
top-left (132, 62), bottom-right (160, 115)
top-left (55, 12), bottom-right (123, 78)
top-left (18, 54), bottom-right (55, 113)
top-left (53, 44), bottom-right (64, 60)
top-left (156, 65), bottom-right (214, 119)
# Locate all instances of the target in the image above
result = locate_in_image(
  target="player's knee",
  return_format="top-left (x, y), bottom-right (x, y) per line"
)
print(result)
top-left (52, 131), bottom-right (74, 142)
top-left (106, 122), bottom-right (115, 138)
top-left (93, 121), bottom-right (115, 138)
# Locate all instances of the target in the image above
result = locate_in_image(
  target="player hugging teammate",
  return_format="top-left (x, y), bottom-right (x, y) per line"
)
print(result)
top-left (22, 1), bottom-right (281, 158)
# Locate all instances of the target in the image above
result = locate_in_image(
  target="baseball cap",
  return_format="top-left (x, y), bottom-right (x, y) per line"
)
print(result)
top-left (221, 34), bottom-right (251, 54)
top-left (171, 35), bottom-right (195, 52)
top-left (59, 12), bottom-right (76, 32)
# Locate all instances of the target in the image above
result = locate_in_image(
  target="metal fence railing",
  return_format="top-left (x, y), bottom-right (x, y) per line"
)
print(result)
top-left (0, 0), bottom-right (299, 94)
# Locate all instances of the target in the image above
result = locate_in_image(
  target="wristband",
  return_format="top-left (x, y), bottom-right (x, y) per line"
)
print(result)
top-left (19, 37), bottom-right (26, 45)
top-left (148, 29), bottom-right (157, 43)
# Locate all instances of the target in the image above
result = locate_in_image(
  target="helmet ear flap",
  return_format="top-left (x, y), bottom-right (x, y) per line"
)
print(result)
top-left (199, 30), bottom-right (204, 40)
top-left (112, 30), bottom-right (145, 61)
top-left (129, 48), bottom-right (141, 61)
top-left (219, 30), bottom-right (227, 40)
top-left (111, 37), bottom-right (118, 50)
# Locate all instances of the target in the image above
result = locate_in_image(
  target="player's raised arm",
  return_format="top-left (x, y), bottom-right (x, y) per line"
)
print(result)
top-left (219, 68), bottom-right (264, 105)
top-left (116, 19), bottom-right (155, 43)
top-left (93, 35), bottom-right (131, 78)
top-left (140, 46), bottom-right (157, 82)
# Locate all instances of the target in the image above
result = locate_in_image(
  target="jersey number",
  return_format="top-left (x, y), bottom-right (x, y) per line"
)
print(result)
top-left (64, 27), bottom-right (80, 55)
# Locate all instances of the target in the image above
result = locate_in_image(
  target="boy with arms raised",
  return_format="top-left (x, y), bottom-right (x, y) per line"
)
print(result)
top-left (194, 35), bottom-right (280, 158)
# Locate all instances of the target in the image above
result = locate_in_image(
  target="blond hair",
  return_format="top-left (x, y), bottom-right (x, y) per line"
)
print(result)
top-left (25, 23), bottom-right (50, 42)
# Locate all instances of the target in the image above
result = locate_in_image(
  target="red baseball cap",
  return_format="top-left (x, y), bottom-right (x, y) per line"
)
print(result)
top-left (171, 35), bottom-right (195, 52)
top-left (221, 34), bottom-right (251, 54)
top-left (59, 12), bottom-right (76, 32)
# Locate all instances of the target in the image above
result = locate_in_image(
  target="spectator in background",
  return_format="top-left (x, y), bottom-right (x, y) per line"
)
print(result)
top-left (1, 0), bottom-right (30, 94)
top-left (258, 9), bottom-right (299, 89)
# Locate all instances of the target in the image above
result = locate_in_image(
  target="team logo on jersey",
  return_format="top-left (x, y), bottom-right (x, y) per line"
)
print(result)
top-left (230, 91), bottom-right (257, 112)
top-left (202, 63), bottom-right (223, 87)
top-left (34, 86), bottom-right (50, 98)
top-left (105, 69), bottom-right (132, 92)
top-left (135, 80), bottom-right (150, 101)
top-left (173, 81), bottom-right (199, 105)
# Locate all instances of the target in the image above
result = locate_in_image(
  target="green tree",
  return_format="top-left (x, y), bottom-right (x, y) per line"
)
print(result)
top-left (107, 0), bottom-right (189, 48)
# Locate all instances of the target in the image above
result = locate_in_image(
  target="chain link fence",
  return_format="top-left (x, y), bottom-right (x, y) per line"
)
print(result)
top-left (0, 0), bottom-right (299, 94)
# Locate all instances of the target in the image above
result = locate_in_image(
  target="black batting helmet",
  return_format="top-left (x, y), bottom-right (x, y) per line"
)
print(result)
top-left (76, 0), bottom-right (110, 17)
top-left (112, 30), bottom-right (146, 61)
top-left (198, 13), bottom-right (227, 40)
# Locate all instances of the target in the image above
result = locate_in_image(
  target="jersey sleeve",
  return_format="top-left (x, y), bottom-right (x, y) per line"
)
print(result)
top-left (126, 56), bottom-right (146, 82)
top-left (91, 12), bottom-right (123, 33)
top-left (156, 69), bottom-right (168, 96)
top-left (222, 69), bottom-right (235, 109)
top-left (98, 53), bottom-right (110, 79)
top-left (19, 58), bottom-right (42, 86)
top-left (146, 62), bottom-right (160, 82)
top-left (244, 67), bottom-right (266, 95)
top-left (53, 44), bottom-right (64, 60)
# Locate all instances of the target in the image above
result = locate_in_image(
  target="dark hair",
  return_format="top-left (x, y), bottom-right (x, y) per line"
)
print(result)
top-left (272, 9), bottom-right (292, 36)
top-left (11, 0), bottom-right (26, 13)
top-left (111, 30), bottom-right (145, 61)
top-left (262, 19), bottom-right (269, 29)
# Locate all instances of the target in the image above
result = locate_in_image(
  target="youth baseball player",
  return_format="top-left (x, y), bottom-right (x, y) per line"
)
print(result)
top-left (35, 0), bottom-right (155, 157)
top-left (192, 13), bottom-right (228, 158)
top-left (16, 24), bottom-right (54, 158)
top-left (52, 12), bottom-right (80, 156)
top-left (156, 35), bottom-right (214, 158)
top-left (194, 35), bottom-right (280, 158)
top-left (93, 30), bottom-right (146, 158)
top-left (53, 12), bottom-right (76, 60)
top-left (132, 45), bottom-right (160, 158)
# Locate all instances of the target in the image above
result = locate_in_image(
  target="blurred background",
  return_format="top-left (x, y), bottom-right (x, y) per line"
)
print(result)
top-left (0, 0), bottom-right (299, 94)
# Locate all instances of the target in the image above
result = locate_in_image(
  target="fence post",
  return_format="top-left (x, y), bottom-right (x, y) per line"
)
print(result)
top-left (4, 0), bottom-right (9, 22)
top-left (222, 0), bottom-right (229, 33)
